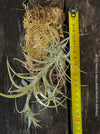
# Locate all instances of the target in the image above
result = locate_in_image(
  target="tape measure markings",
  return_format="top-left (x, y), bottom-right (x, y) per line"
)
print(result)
top-left (68, 8), bottom-right (82, 134)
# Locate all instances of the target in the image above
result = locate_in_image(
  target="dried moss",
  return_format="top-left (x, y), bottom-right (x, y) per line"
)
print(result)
top-left (23, 6), bottom-right (65, 60)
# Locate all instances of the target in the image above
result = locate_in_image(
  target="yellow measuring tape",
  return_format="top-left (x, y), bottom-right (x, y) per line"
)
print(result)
top-left (69, 8), bottom-right (82, 134)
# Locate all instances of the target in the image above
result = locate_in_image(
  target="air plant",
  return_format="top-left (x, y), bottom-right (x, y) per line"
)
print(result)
top-left (0, 3), bottom-right (83, 129)
top-left (0, 35), bottom-right (78, 128)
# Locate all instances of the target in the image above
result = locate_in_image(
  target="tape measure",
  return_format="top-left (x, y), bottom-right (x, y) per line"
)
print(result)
top-left (69, 8), bottom-right (82, 134)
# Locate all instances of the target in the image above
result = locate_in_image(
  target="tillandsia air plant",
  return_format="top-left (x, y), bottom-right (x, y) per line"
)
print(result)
top-left (0, 1), bottom-right (80, 129)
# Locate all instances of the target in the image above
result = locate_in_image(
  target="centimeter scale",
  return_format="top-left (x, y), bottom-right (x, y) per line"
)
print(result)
top-left (69, 8), bottom-right (82, 134)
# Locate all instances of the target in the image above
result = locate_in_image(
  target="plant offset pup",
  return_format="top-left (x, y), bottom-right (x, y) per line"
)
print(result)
top-left (0, 4), bottom-right (74, 129)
